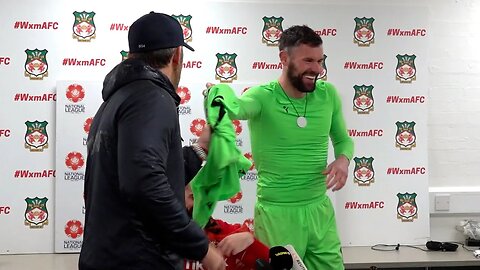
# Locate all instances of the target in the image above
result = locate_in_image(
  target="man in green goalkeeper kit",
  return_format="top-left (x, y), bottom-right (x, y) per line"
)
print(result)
top-left (210, 25), bottom-right (354, 269)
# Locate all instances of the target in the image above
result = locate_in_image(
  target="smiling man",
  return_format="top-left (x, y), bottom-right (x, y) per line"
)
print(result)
top-left (210, 25), bottom-right (354, 270)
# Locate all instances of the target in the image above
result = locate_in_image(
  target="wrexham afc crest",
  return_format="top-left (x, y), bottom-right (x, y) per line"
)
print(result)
top-left (172, 15), bottom-right (193, 42)
top-left (318, 54), bottom-right (328, 81)
top-left (395, 121), bottom-right (416, 150)
top-left (262, 16), bottom-right (283, 46)
top-left (353, 85), bottom-right (374, 114)
top-left (25, 120), bottom-right (49, 152)
top-left (215, 53), bottom-right (238, 83)
top-left (397, 192), bottom-right (418, 222)
top-left (25, 197), bottom-right (49, 228)
top-left (353, 157), bottom-right (375, 186)
top-left (353, 17), bottom-right (375, 47)
top-left (72, 11), bottom-right (96, 42)
top-left (396, 54), bottom-right (416, 83)
top-left (24, 49), bottom-right (48, 80)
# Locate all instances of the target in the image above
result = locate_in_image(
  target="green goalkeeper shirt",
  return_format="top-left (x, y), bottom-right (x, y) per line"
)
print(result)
top-left (226, 80), bottom-right (354, 204)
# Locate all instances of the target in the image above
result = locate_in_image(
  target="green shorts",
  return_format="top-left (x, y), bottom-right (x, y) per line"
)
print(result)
top-left (254, 195), bottom-right (344, 270)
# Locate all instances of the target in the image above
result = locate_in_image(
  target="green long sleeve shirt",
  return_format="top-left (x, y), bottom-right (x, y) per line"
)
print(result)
top-left (224, 80), bottom-right (354, 204)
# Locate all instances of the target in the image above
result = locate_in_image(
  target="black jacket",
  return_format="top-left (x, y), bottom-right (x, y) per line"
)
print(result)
top-left (183, 147), bottom-right (203, 185)
top-left (79, 59), bottom-right (209, 270)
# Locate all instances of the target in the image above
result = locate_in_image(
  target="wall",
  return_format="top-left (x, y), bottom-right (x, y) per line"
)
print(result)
top-left (0, 0), bottom-right (479, 252)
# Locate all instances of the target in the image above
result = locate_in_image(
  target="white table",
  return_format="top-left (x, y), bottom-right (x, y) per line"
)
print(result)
top-left (343, 245), bottom-right (480, 269)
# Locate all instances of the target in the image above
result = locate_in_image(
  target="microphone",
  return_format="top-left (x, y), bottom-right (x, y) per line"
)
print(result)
top-left (284, 245), bottom-right (308, 270)
top-left (256, 258), bottom-right (272, 270)
top-left (269, 246), bottom-right (293, 270)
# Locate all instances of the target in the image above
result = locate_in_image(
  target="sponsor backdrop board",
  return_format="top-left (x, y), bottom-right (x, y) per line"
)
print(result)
top-left (0, 1), bottom-right (428, 253)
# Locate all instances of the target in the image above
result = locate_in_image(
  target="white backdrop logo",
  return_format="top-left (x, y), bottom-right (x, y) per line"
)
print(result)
top-left (261, 16), bottom-right (283, 46)
top-left (24, 49), bottom-right (48, 80)
top-left (353, 157), bottom-right (375, 186)
top-left (66, 84), bottom-right (85, 103)
top-left (173, 15), bottom-right (193, 42)
top-left (177, 86), bottom-right (192, 105)
top-left (319, 54), bottom-right (327, 80)
top-left (353, 17), bottom-right (375, 47)
top-left (397, 193), bottom-right (418, 222)
top-left (65, 152), bottom-right (85, 171)
top-left (353, 85), bottom-right (374, 114)
top-left (24, 120), bottom-right (49, 152)
top-left (83, 117), bottom-right (93, 134)
top-left (25, 197), bottom-right (49, 228)
top-left (72, 11), bottom-right (96, 42)
top-left (64, 220), bottom-right (84, 239)
top-left (396, 54), bottom-right (416, 83)
top-left (215, 53), bottom-right (238, 83)
top-left (395, 121), bottom-right (416, 150)
top-left (190, 118), bottom-right (206, 137)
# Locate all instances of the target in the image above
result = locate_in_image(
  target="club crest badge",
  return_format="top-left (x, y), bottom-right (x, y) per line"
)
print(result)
top-left (396, 54), bottom-right (416, 83)
top-left (262, 16), bottom-right (283, 46)
top-left (72, 11), bottom-right (96, 42)
top-left (24, 49), bottom-right (48, 80)
top-left (318, 54), bottom-right (328, 81)
top-left (353, 17), bottom-right (375, 47)
top-left (25, 197), bottom-right (49, 228)
top-left (172, 15), bottom-right (193, 42)
top-left (353, 85), bottom-right (374, 114)
top-left (353, 157), bottom-right (375, 186)
top-left (25, 120), bottom-right (49, 152)
top-left (397, 192), bottom-right (418, 222)
top-left (215, 53), bottom-right (238, 83)
top-left (395, 121), bottom-right (416, 150)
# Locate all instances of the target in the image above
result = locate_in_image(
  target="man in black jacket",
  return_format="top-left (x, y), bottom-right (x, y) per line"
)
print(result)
top-left (79, 12), bottom-right (225, 270)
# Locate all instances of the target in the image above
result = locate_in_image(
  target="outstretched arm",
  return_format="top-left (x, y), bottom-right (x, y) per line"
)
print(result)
top-left (205, 83), bottom-right (262, 120)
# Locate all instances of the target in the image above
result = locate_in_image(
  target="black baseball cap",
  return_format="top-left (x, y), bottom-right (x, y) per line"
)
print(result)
top-left (128, 12), bottom-right (194, 53)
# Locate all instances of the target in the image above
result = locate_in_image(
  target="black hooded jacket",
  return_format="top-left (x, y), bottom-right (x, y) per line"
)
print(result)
top-left (79, 59), bottom-right (209, 270)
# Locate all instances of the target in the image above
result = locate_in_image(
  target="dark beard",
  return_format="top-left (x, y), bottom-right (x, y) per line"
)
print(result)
top-left (287, 63), bottom-right (317, 93)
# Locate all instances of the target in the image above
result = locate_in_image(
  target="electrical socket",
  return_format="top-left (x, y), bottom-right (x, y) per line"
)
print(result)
top-left (435, 194), bottom-right (450, 211)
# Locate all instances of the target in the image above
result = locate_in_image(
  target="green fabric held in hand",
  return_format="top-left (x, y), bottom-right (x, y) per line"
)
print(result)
top-left (191, 84), bottom-right (251, 228)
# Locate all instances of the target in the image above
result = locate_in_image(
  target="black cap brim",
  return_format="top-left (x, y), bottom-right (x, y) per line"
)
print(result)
top-left (183, 42), bottom-right (195, 52)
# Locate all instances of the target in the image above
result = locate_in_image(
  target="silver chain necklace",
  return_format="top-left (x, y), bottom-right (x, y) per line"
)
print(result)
top-left (281, 88), bottom-right (308, 128)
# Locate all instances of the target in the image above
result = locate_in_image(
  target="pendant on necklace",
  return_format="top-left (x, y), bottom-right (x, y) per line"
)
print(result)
top-left (297, 116), bottom-right (307, 128)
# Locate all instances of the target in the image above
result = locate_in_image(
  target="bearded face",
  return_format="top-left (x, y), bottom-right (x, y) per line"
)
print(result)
top-left (284, 44), bottom-right (324, 93)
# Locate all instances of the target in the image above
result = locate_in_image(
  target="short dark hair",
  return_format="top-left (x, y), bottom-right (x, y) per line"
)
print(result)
top-left (279, 25), bottom-right (323, 51)
top-left (128, 47), bottom-right (177, 69)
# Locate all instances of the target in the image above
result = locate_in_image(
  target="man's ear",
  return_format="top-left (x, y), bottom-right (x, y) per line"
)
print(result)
top-left (279, 50), bottom-right (288, 65)
top-left (172, 46), bottom-right (183, 65)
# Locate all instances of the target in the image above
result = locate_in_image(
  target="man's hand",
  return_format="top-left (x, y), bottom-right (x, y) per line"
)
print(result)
top-left (323, 155), bottom-right (350, 192)
top-left (203, 82), bottom-right (215, 98)
top-left (201, 244), bottom-right (226, 270)
top-left (218, 232), bottom-right (254, 256)
top-left (197, 125), bottom-right (211, 151)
